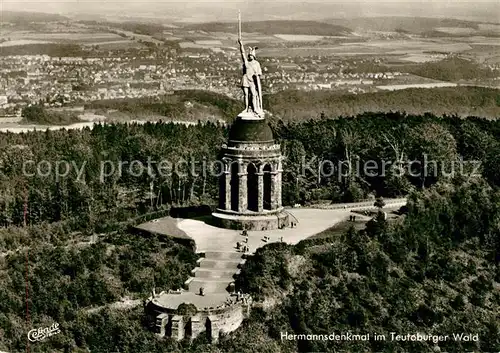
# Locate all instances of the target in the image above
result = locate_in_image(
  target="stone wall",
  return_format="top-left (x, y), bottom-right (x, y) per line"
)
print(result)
top-left (310, 198), bottom-right (407, 210)
top-left (212, 211), bottom-right (290, 231)
top-left (211, 300), bottom-right (246, 335)
top-left (147, 295), bottom-right (252, 343)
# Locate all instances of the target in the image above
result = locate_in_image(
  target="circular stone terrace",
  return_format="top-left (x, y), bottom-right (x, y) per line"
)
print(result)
top-left (149, 291), bottom-right (235, 312)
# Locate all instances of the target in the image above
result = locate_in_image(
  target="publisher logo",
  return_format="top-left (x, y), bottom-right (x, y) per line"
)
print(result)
top-left (27, 323), bottom-right (61, 342)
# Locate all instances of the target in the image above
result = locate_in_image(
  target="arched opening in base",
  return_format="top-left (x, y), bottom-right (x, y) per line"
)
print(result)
top-left (165, 318), bottom-right (172, 337)
top-left (184, 318), bottom-right (192, 338)
top-left (247, 164), bottom-right (258, 211)
top-left (230, 162), bottom-right (239, 212)
top-left (205, 318), bottom-right (212, 341)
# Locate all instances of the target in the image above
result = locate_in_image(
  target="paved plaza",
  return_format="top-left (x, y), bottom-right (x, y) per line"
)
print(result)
top-left (178, 208), bottom-right (352, 253)
top-left (140, 200), bottom-right (406, 311)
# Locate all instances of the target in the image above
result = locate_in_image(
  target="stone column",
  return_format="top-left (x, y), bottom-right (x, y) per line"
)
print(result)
top-left (190, 315), bottom-right (203, 340)
top-left (238, 169), bottom-right (248, 212)
top-left (208, 317), bottom-right (220, 343)
top-left (276, 171), bottom-right (282, 208)
top-left (270, 172), bottom-right (277, 210)
top-left (171, 315), bottom-right (184, 341)
top-left (257, 172), bottom-right (264, 212)
top-left (155, 313), bottom-right (169, 337)
top-left (224, 171), bottom-right (231, 210)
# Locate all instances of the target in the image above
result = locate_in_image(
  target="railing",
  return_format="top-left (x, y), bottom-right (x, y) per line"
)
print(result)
top-left (295, 198), bottom-right (407, 210)
top-left (225, 144), bottom-right (281, 151)
top-left (283, 209), bottom-right (299, 224)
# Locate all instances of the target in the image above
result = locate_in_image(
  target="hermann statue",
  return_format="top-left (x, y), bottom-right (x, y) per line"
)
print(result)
top-left (238, 12), bottom-right (263, 117)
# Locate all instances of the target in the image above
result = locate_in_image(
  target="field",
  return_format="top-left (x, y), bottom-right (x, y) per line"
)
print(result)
top-left (193, 39), bottom-right (222, 46)
top-left (400, 53), bottom-right (446, 63)
top-left (2, 32), bottom-right (119, 40)
top-left (376, 82), bottom-right (458, 91)
top-left (3, 17), bottom-right (497, 64)
top-left (0, 39), bottom-right (53, 47)
top-left (478, 23), bottom-right (500, 33)
top-left (0, 30), bottom-right (126, 45)
top-left (259, 38), bottom-right (473, 57)
top-left (176, 30), bottom-right (284, 50)
top-left (359, 40), bottom-right (471, 53)
top-left (274, 34), bottom-right (326, 41)
top-left (81, 40), bottom-right (136, 47)
top-left (434, 27), bottom-right (477, 35)
top-left (460, 37), bottom-right (500, 46)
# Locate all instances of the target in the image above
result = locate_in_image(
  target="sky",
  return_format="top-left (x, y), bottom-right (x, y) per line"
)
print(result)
top-left (1, 0), bottom-right (499, 23)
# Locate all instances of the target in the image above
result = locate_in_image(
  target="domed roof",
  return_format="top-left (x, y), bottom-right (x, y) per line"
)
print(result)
top-left (228, 117), bottom-right (274, 143)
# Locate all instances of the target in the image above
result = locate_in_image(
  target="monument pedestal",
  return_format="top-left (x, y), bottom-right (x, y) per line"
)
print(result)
top-left (213, 111), bottom-right (287, 231)
top-left (238, 109), bottom-right (264, 120)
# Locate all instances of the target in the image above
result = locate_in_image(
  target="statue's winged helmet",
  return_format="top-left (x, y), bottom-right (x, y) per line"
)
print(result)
top-left (248, 46), bottom-right (258, 59)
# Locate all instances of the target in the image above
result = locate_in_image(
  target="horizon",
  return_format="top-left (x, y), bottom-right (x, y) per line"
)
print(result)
top-left (1, 1), bottom-right (499, 24)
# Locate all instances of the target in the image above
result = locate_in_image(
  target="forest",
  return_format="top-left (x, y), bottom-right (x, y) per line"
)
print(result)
top-left (403, 58), bottom-right (499, 82)
top-left (228, 177), bottom-right (500, 352)
top-left (0, 109), bottom-right (499, 352)
top-left (0, 44), bottom-right (89, 58)
top-left (21, 105), bottom-right (80, 125)
top-left (0, 231), bottom-right (198, 352)
top-left (265, 86), bottom-right (500, 121)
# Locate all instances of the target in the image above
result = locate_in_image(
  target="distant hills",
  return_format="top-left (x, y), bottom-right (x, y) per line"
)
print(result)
top-left (181, 17), bottom-right (496, 37)
top-left (0, 11), bottom-right (492, 38)
top-left (2, 1), bottom-right (499, 24)
top-left (323, 17), bottom-right (481, 34)
top-left (0, 11), bottom-right (69, 23)
top-left (184, 20), bottom-right (352, 36)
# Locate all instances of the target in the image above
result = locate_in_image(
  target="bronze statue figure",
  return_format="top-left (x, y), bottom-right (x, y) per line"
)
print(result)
top-left (238, 11), bottom-right (263, 116)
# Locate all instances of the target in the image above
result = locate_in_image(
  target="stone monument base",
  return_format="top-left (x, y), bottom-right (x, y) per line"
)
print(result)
top-left (211, 208), bottom-right (290, 231)
top-left (238, 109), bottom-right (264, 120)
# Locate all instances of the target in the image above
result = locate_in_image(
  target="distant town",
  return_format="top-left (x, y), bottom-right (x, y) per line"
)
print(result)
top-left (1, 14), bottom-right (500, 118)
top-left (0, 51), bottom-right (423, 112)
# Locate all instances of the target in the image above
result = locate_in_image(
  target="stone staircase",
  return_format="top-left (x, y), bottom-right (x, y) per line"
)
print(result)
top-left (184, 251), bottom-right (245, 294)
top-left (193, 268), bottom-right (240, 279)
